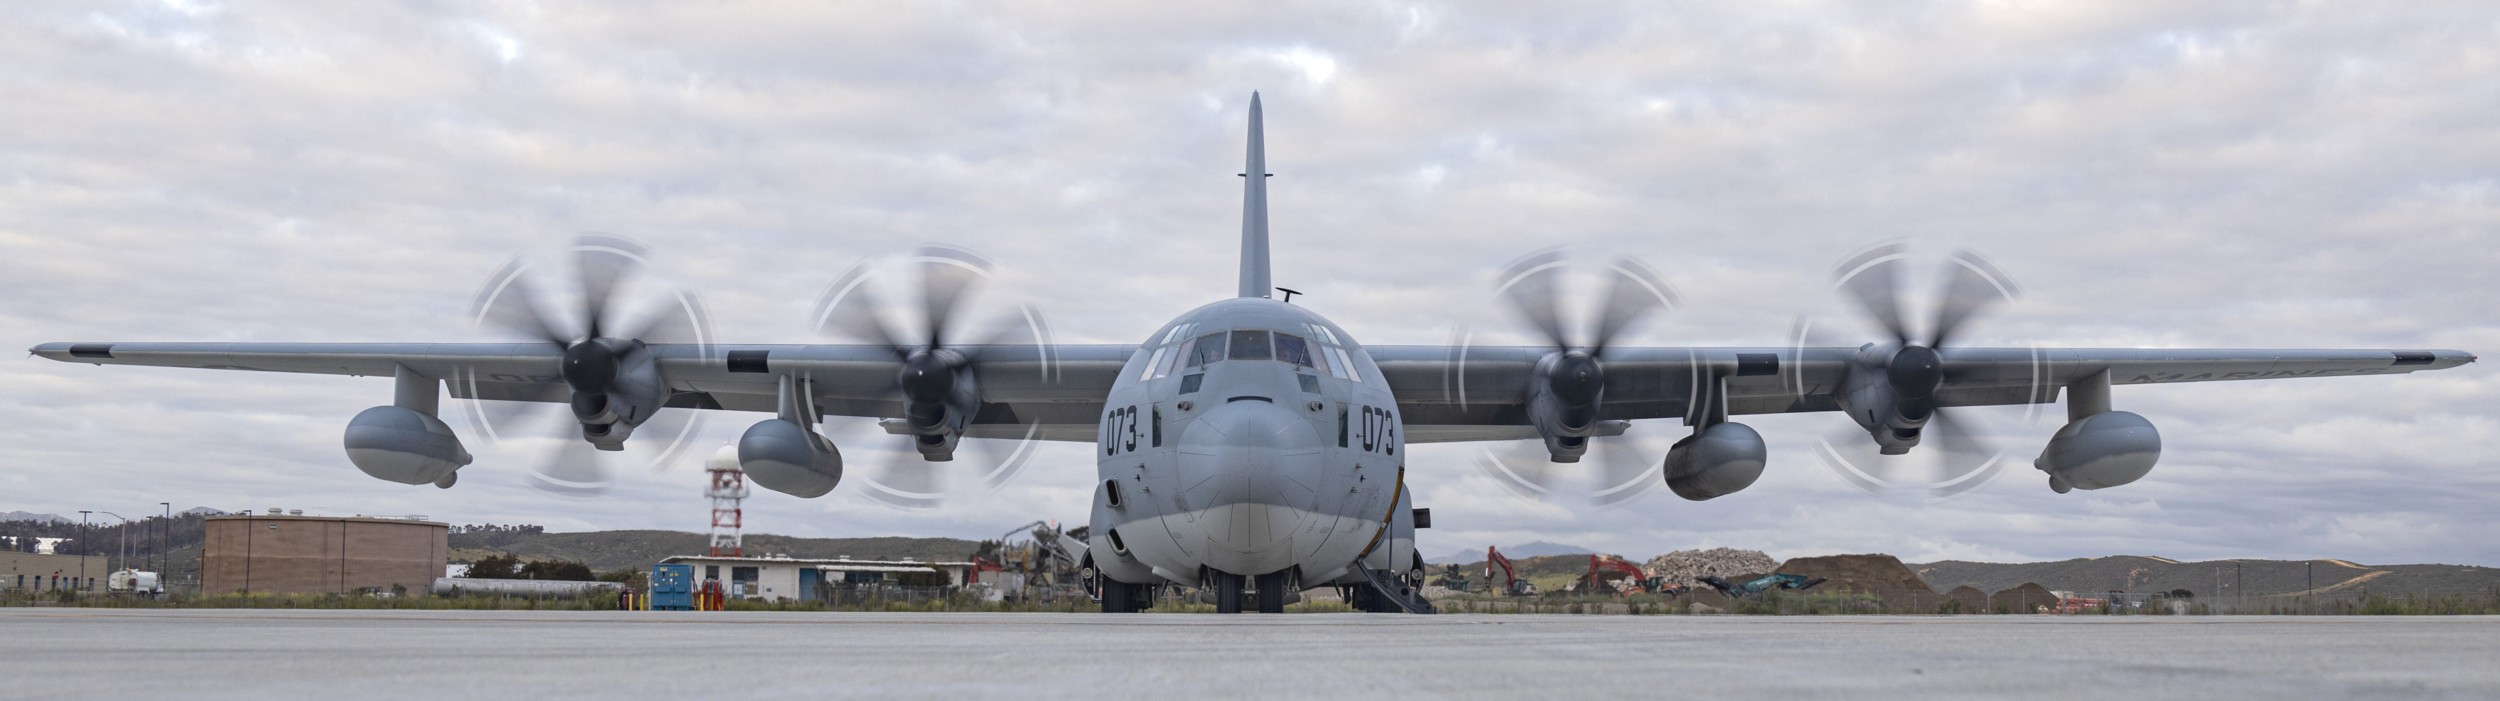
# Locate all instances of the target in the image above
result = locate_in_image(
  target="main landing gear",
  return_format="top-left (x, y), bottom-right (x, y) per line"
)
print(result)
top-left (1210, 570), bottom-right (1293, 614)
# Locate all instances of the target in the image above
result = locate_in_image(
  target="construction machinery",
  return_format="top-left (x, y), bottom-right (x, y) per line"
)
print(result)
top-left (983, 520), bottom-right (1089, 603)
top-left (1697, 573), bottom-right (1828, 600)
top-left (1580, 555), bottom-right (1685, 598)
top-left (1485, 546), bottom-right (1539, 597)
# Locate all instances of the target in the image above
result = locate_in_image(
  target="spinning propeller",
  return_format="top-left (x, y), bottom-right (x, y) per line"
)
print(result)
top-left (811, 245), bottom-right (1053, 509)
top-left (461, 235), bottom-right (713, 496)
top-left (1797, 242), bottom-right (2042, 496)
top-left (1465, 249), bottom-right (1682, 507)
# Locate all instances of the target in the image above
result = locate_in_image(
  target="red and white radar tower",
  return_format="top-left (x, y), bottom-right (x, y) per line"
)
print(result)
top-left (705, 444), bottom-right (748, 557)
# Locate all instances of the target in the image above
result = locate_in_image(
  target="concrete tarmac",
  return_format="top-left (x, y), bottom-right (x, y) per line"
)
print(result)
top-left (3, 609), bottom-right (2495, 699)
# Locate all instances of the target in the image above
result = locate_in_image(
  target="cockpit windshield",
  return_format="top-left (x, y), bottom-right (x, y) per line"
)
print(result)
top-left (1274, 333), bottom-right (1315, 369)
top-left (1228, 330), bottom-right (1272, 360)
top-left (1145, 325), bottom-right (1355, 382)
top-left (1182, 332), bottom-right (1228, 367)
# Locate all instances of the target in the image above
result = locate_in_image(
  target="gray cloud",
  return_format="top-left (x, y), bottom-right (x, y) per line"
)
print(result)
top-left (3, 0), bottom-right (2492, 565)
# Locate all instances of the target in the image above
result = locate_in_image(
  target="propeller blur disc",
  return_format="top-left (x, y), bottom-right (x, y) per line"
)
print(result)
top-left (456, 235), bottom-right (714, 497)
top-left (1462, 248), bottom-right (1682, 507)
top-left (1798, 243), bottom-right (2046, 497)
top-left (810, 245), bottom-right (1055, 509)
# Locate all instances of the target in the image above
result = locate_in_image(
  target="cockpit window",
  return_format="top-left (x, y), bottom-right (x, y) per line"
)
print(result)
top-left (1274, 333), bottom-right (1316, 369)
top-left (1228, 330), bottom-right (1272, 360)
top-left (1184, 332), bottom-right (1227, 367)
top-left (1160, 322), bottom-right (1197, 345)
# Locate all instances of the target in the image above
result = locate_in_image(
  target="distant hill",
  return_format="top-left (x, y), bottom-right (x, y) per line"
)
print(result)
top-left (1430, 540), bottom-right (1592, 564)
top-left (1, 511), bottom-right (68, 523)
top-left (1912, 556), bottom-right (2500, 599)
top-left (448, 529), bottom-right (984, 572)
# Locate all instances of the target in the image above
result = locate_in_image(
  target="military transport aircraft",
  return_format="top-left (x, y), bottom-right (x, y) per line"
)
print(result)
top-left (30, 93), bottom-right (2477, 613)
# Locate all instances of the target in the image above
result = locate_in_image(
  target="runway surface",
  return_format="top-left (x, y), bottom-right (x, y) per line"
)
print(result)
top-left (3, 609), bottom-right (2495, 699)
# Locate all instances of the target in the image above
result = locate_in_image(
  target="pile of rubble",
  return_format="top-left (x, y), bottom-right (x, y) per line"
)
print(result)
top-left (1643, 548), bottom-right (1778, 586)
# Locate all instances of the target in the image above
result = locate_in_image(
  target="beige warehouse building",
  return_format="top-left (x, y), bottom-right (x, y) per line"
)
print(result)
top-left (1, 552), bottom-right (111, 592)
top-left (202, 512), bottom-right (446, 594)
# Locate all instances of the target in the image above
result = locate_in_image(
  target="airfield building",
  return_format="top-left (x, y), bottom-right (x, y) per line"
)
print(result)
top-left (658, 555), bottom-right (978, 603)
top-left (201, 510), bottom-right (446, 595)
top-left (1, 552), bottom-right (112, 592)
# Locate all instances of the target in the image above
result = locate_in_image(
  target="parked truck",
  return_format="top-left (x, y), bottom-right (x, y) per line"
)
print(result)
top-left (108, 569), bottom-right (162, 597)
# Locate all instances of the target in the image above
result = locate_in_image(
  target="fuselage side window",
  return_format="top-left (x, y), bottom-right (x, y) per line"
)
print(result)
top-left (1155, 341), bottom-right (1184, 378)
top-left (1137, 347), bottom-right (1170, 382)
top-left (1228, 330), bottom-right (1272, 361)
top-left (1329, 346), bottom-right (1362, 383)
top-left (1161, 322), bottom-right (1197, 345)
top-left (1274, 333), bottom-right (1316, 369)
top-left (1186, 333), bottom-right (1228, 367)
top-left (1307, 323), bottom-right (1341, 346)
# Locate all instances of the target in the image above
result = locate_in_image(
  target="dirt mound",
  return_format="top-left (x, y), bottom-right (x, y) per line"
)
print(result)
top-left (1777, 554), bottom-right (1935, 597)
top-left (1945, 585), bottom-right (1987, 612)
top-left (1644, 548), bottom-right (1777, 587)
top-left (1990, 582), bottom-right (2056, 613)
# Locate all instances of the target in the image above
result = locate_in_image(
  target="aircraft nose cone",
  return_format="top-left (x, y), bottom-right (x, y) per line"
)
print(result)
top-left (1178, 399), bottom-right (1324, 568)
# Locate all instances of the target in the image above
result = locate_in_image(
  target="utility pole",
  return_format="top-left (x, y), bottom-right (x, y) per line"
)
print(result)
top-left (98, 511), bottom-right (129, 588)
top-left (159, 502), bottom-right (170, 579)
top-left (78, 511), bottom-right (91, 591)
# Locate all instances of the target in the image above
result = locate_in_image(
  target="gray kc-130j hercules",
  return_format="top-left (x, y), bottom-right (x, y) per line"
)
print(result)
top-left (31, 93), bottom-right (2478, 613)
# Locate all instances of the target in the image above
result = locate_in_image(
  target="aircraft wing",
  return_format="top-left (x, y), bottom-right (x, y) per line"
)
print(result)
top-left (1369, 345), bottom-right (2477, 441)
top-left (28, 341), bottom-right (1137, 442)
top-left (30, 341), bottom-right (2476, 444)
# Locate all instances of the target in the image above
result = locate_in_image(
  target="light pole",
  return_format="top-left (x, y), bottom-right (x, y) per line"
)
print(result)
top-left (159, 502), bottom-right (170, 581)
top-left (78, 511), bottom-right (91, 591)
top-left (97, 511), bottom-right (130, 587)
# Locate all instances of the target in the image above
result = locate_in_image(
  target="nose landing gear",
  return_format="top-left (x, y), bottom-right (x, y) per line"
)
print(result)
top-left (1209, 569), bottom-right (1296, 613)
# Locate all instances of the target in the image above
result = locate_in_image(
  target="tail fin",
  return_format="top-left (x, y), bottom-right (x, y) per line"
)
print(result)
top-left (1238, 92), bottom-right (1271, 299)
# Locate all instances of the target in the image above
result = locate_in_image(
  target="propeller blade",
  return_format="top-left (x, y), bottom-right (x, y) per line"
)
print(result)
top-left (526, 437), bottom-right (615, 498)
top-left (462, 381), bottom-right (569, 443)
top-left (1587, 429), bottom-right (1665, 509)
top-left (1473, 439), bottom-right (1566, 502)
top-left (863, 436), bottom-right (946, 510)
top-left (1591, 256), bottom-right (1677, 356)
top-left (1494, 249), bottom-right (1572, 350)
top-left (1812, 423), bottom-right (1904, 494)
top-left (617, 289), bottom-right (713, 347)
top-left (962, 422), bottom-right (1047, 491)
top-left (1930, 250), bottom-right (2018, 349)
top-left (571, 235), bottom-right (648, 341)
top-left (472, 258), bottom-right (571, 346)
top-left (814, 262), bottom-right (910, 359)
top-left (634, 405), bottom-right (705, 475)
top-left (1834, 242), bottom-right (1912, 345)
top-left (915, 245), bottom-right (991, 349)
top-left (1921, 409), bottom-right (2010, 497)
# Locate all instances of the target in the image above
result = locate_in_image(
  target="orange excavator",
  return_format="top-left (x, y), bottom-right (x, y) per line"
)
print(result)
top-left (1583, 554), bottom-right (1685, 598)
top-left (1485, 546), bottom-right (1539, 596)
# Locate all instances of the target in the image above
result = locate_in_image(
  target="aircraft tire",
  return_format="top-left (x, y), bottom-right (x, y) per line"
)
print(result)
top-left (1100, 578), bottom-right (1138, 613)
top-left (1255, 571), bottom-right (1290, 613)
top-left (1214, 572), bottom-right (1245, 614)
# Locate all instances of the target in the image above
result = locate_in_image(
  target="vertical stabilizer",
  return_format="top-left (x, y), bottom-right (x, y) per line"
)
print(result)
top-left (1238, 92), bottom-right (1271, 299)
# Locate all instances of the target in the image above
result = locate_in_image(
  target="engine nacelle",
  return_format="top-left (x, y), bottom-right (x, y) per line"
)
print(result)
top-left (343, 406), bottom-right (471, 487)
top-left (2035, 411), bottom-right (2161, 493)
top-left (1663, 421), bottom-right (1768, 501)
top-left (739, 418), bottom-right (843, 498)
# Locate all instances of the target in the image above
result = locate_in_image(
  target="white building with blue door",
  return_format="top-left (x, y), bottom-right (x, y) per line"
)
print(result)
top-left (657, 555), bottom-right (979, 603)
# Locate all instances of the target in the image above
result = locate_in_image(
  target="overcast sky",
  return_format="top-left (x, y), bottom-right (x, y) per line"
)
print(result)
top-left (4, 1), bottom-right (2494, 566)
